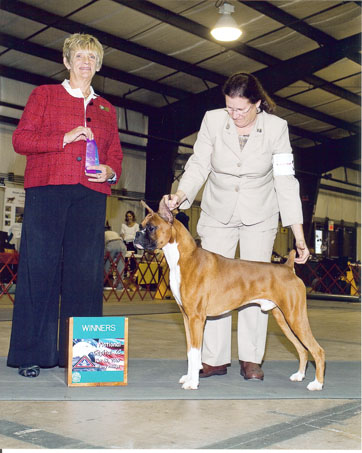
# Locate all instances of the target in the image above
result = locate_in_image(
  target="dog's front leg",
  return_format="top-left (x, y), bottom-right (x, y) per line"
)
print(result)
top-left (180, 315), bottom-right (204, 390)
top-left (179, 313), bottom-right (202, 389)
top-left (181, 348), bottom-right (202, 390)
top-left (179, 313), bottom-right (192, 385)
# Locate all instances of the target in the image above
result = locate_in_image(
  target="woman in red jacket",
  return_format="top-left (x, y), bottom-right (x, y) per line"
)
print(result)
top-left (7, 33), bottom-right (123, 377)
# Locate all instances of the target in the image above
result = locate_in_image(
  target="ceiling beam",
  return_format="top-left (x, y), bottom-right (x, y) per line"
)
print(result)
top-left (319, 183), bottom-right (360, 198)
top-left (288, 125), bottom-right (334, 144)
top-left (274, 95), bottom-right (360, 134)
top-left (294, 134), bottom-right (361, 173)
top-left (0, 32), bottom-right (189, 100)
top-left (3, 31), bottom-right (357, 133)
top-left (1, 60), bottom-right (353, 143)
top-left (251, 34), bottom-right (361, 94)
top-left (345, 162), bottom-right (361, 171)
top-left (0, 1), bottom-right (359, 143)
top-left (116, 0), bottom-right (360, 105)
top-left (0, 0), bottom-right (225, 85)
top-left (0, 64), bottom-right (157, 116)
top-left (242, 0), bottom-right (361, 65)
top-left (3, 0), bottom-right (359, 107)
top-left (112, 0), bottom-right (278, 66)
top-left (158, 34), bottom-right (361, 140)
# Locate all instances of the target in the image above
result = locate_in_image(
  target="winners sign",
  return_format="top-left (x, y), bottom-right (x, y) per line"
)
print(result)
top-left (67, 317), bottom-right (128, 387)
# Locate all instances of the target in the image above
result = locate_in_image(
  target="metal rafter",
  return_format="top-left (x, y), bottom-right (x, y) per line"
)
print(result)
top-left (0, 64), bottom-right (157, 116)
top-left (0, 32), bottom-right (188, 100)
top-left (2, 31), bottom-right (357, 133)
top-left (0, 0), bottom-right (359, 143)
top-left (112, 0), bottom-right (278, 65)
top-left (254, 34), bottom-right (360, 94)
top-left (0, 0), bottom-right (225, 85)
top-left (158, 33), bottom-right (361, 141)
top-left (294, 133), bottom-right (361, 173)
top-left (242, 0), bottom-right (361, 64)
top-left (274, 95), bottom-right (360, 134)
top-left (2, 0), bottom-right (359, 107)
top-left (115, 0), bottom-right (360, 105)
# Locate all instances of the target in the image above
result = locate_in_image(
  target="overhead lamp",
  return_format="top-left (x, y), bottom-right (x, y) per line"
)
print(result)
top-left (210, 2), bottom-right (242, 42)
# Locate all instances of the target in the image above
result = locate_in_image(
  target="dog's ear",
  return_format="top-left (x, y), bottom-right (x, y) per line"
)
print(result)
top-left (158, 197), bottom-right (174, 224)
top-left (140, 200), bottom-right (154, 215)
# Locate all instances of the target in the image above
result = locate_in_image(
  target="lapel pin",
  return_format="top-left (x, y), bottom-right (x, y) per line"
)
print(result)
top-left (257, 128), bottom-right (262, 133)
top-left (99, 105), bottom-right (109, 112)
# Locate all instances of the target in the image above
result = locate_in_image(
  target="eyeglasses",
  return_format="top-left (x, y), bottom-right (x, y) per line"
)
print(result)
top-left (224, 104), bottom-right (253, 116)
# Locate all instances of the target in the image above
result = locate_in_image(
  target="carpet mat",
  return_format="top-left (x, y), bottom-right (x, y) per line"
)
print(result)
top-left (0, 302), bottom-right (180, 322)
top-left (1, 358), bottom-right (360, 400)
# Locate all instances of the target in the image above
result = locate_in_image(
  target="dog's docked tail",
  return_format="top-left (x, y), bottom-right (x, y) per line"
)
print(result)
top-left (285, 249), bottom-right (296, 268)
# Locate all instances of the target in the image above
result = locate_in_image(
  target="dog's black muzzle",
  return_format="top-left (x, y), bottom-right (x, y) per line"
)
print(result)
top-left (133, 226), bottom-right (157, 251)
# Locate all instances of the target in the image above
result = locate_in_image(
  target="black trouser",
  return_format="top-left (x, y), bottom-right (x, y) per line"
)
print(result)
top-left (7, 184), bottom-right (106, 368)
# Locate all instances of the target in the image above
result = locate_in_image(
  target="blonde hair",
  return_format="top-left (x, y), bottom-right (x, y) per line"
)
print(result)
top-left (63, 33), bottom-right (104, 70)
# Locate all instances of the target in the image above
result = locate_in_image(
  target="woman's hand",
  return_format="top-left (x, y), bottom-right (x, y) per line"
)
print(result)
top-left (162, 191), bottom-right (186, 210)
top-left (291, 224), bottom-right (310, 264)
top-left (294, 239), bottom-right (310, 264)
top-left (86, 164), bottom-right (115, 183)
top-left (64, 126), bottom-right (94, 144)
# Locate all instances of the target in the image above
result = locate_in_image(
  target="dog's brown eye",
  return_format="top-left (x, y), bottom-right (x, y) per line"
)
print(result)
top-left (147, 225), bottom-right (157, 233)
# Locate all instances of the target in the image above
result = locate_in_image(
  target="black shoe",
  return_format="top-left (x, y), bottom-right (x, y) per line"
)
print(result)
top-left (18, 365), bottom-right (40, 378)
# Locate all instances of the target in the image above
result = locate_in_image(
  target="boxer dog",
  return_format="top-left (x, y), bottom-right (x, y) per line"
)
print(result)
top-left (134, 199), bottom-right (325, 391)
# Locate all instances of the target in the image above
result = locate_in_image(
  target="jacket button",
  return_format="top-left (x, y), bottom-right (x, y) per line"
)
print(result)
top-left (235, 187), bottom-right (239, 192)
top-left (86, 117), bottom-right (91, 122)
top-left (237, 162), bottom-right (241, 167)
top-left (76, 157), bottom-right (82, 161)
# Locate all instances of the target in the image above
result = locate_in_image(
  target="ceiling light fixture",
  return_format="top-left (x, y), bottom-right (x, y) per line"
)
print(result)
top-left (210, 2), bottom-right (242, 42)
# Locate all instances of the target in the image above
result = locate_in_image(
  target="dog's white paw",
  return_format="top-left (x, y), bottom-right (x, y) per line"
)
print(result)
top-left (181, 379), bottom-right (199, 390)
top-left (179, 374), bottom-right (188, 384)
top-left (307, 379), bottom-right (323, 391)
top-left (289, 371), bottom-right (305, 382)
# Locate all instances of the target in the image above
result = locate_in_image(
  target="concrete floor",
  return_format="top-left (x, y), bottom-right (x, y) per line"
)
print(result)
top-left (0, 294), bottom-right (360, 451)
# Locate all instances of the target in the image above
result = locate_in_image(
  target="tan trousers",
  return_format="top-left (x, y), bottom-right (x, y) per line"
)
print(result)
top-left (197, 210), bottom-right (278, 366)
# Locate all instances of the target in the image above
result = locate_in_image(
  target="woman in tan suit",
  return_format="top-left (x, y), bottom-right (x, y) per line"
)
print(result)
top-left (164, 73), bottom-right (309, 381)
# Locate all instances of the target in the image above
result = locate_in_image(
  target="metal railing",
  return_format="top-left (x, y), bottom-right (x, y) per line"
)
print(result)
top-left (294, 258), bottom-right (360, 298)
top-left (1, 251), bottom-right (360, 302)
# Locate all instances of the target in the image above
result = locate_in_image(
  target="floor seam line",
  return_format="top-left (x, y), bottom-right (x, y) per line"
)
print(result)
top-left (200, 400), bottom-right (361, 449)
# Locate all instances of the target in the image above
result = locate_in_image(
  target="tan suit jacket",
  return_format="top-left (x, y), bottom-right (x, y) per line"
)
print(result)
top-left (178, 109), bottom-right (303, 227)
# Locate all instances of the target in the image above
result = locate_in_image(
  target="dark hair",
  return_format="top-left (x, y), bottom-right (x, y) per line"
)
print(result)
top-left (222, 72), bottom-right (276, 114)
top-left (125, 210), bottom-right (136, 221)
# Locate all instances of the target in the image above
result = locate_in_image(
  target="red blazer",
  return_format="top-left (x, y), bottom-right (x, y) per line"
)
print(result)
top-left (13, 84), bottom-right (123, 195)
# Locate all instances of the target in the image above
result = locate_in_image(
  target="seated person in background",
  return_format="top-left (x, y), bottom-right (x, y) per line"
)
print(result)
top-left (120, 210), bottom-right (139, 252)
top-left (8, 223), bottom-right (23, 252)
top-left (105, 227), bottom-right (127, 290)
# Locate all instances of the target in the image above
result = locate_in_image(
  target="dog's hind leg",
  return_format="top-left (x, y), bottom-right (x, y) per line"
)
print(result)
top-left (272, 307), bottom-right (308, 382)
top-left (286, 316), bottom-right (325, 391)
top-left (277, 297), bottom-right (325, 391)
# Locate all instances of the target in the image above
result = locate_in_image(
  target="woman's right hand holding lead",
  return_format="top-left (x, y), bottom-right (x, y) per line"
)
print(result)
top-left (162, 190), bottom-right (186, 210)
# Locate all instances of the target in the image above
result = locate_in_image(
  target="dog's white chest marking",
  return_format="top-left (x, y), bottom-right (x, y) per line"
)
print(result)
top-left (163, 242), bottom-right (182, 306)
